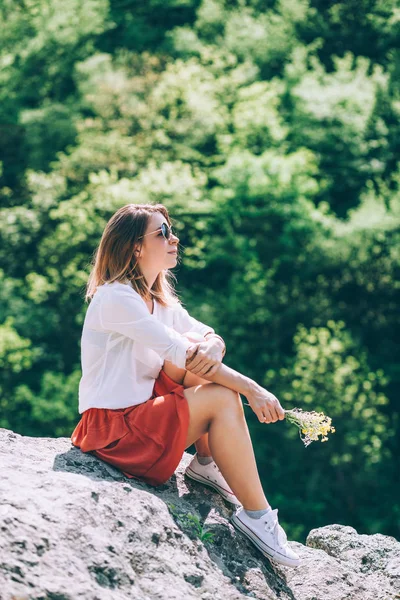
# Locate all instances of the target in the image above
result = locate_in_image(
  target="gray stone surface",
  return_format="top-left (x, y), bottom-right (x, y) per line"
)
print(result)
top-left (0, 428), bottom-right (398, 600)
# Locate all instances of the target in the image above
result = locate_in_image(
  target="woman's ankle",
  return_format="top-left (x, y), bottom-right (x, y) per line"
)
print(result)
top-left (244, 506), bottom-right (272, 519)
top-left (242, 502), bottom-right (271, 511)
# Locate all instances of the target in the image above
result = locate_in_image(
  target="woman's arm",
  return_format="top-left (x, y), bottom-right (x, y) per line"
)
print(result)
top-left (173, 302), bottom-right (215, 338)
top-left (100, 288), bottom-right (192, 369)
top-left (183, 333), bottom-right (283, 424)
top-left (204, 332), bottom-right (226, 357)
top-left (197, 361), bottom-right (254, 396)
top-left (173, 302), bottom-right (226, 357)
top-left (183, 332), bottom-right (250, 393)
top-left (194, 361), bottom-right (284, 424)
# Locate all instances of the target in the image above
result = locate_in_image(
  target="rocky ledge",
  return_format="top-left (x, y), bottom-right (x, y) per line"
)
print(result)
top-left (0, 428), bottom-right (399, 600)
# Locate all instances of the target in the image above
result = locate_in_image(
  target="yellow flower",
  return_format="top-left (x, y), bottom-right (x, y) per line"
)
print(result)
top-left (284, 408), bottom-right (335, 447)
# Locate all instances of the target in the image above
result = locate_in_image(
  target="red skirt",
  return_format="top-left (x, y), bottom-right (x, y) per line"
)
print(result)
top-left (71, 369), bottom-right (189, 486)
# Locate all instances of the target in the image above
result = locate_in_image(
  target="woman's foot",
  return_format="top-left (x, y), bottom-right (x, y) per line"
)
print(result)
top-left (185, 453), bottom-right (242, 506)
top-left (231, 506), bottom-right (300, 567)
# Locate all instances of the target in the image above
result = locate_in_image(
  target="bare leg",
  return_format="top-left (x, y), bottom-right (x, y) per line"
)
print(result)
top-left (207, 394), bottom-right (270, 510)
top-left (194, 432), bottom-right (212, 457)
top-left (162, 360), bottom-right (270, 510)
top-left (162, 361), bottom-right (212, 457)
top-left (183, 369), bottom-right (213, 457)
top-left (163, 330), bottom-right (271, 510)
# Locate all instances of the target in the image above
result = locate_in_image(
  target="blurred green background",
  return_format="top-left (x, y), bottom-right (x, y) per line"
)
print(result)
top-left (0, 0), bottom-right (399, 544)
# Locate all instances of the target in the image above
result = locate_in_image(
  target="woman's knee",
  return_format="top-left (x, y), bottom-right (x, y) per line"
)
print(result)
top-left (184, 382), bottom-right (241, 419)
top-left (213, 385), bottom-right (243, 415)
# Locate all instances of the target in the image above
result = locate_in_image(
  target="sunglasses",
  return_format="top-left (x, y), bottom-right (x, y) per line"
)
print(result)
top-left (138, 222), bottom-right (174, 240)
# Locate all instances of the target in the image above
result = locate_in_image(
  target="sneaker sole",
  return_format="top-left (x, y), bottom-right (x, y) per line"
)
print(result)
top-left (185, 466), bottom-right (242, 506)
top-left (230, 513), bottom-right (300, 568)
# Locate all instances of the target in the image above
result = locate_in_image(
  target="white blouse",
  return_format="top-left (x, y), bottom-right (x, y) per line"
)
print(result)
top-left (78, 281), bottom-right (215, 413)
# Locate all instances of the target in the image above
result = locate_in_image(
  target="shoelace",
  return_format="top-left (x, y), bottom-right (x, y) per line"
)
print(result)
top-left (264, 512), bottom-right (288, 548)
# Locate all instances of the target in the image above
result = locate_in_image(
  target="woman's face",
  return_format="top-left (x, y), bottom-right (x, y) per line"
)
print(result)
top-left (135, 213), bottom-right (180, 274)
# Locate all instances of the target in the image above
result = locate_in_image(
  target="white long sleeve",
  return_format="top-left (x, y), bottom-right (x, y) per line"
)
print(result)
top-left (78, 281), bottom-right (212, 413)
top-left (172, 302), bottom-right (215, 338)
top-left (99, 286), bottom-right (192, 369)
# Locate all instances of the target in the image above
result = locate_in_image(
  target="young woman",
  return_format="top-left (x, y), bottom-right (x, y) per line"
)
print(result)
top-left (71, 203), bottom-right (300, 568)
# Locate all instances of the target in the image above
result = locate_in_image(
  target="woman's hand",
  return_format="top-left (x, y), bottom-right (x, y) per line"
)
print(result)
top-left (185, 340), bottom-right (223, 377)
top-left (244, 383), bottom-right (285, 424)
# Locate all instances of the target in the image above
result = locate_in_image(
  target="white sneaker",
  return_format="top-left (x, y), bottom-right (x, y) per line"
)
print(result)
top-left (185, 454), bottom-right (242, 507)
top-left (231, 506), bottom-right (300, 567)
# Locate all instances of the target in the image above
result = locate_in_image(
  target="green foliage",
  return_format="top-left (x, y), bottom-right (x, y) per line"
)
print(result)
top-left (3, 369), bottom-right (81, 438)
top-left (21, 104), bottom-right (78, 172)
top-left (285, 49), bottom-right (394, 216)
top-left (167, 503), bottom-right (215, 544)
top-left (0, 0), bottom-right (399, 543)
top-left (0, 317), bottom-right (37, 374)
top-left (285, 320), bottom-right (392, 468)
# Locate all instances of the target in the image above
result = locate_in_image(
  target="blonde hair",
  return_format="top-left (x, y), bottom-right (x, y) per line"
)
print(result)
top-left (85, 203), bottom-right (181, 307)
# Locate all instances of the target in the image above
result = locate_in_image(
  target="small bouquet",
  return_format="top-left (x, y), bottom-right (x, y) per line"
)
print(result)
top-left (284, 408), bottom-right (335, 447)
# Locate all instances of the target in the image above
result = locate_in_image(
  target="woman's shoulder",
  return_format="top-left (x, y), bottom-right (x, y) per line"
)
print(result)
top-left (96, 281), bottom-right (142, 301)
top-left (97, 280), bottom-right (133, 291)
top-left (96, 281), bottom-right (182, 310)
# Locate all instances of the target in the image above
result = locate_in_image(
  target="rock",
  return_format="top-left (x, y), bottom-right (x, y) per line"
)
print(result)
top-left (0, 428), bottom-right (398, 600)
